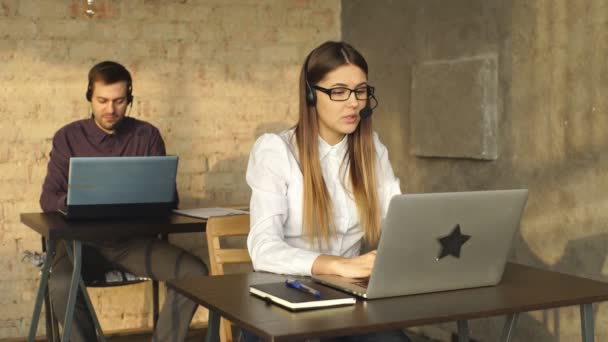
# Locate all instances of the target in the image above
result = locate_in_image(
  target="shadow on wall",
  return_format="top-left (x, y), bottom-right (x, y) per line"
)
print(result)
top-left (407, 144), bottom-right (608, 340)
top-left (390, 151), bottom-right (608, 341)
top-left (427, 231), bottom-right (608, 342)
top-left (502, 231), bottom-right (608, 341)
top-left (171, 121), bottom-right (291, 268)
top-left (179, 121), bottom-right (292, 208)
top-left (451, 230), bottom-right (608, 342)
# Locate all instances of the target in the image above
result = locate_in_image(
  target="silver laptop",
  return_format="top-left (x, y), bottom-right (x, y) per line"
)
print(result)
top-left (61, 156), bottom-right (178, 219)
top-left (312, 189), bottom-right (528, 299)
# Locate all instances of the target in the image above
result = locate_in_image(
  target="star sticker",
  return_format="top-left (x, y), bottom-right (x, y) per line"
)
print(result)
top-left (436, 224), bottom-right (471, 260)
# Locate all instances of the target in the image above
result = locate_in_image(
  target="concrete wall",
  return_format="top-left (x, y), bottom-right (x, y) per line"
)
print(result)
top-left (0, 0), bottom-right (340, 338)
top-left (344, 0), bottom-right (608, 341)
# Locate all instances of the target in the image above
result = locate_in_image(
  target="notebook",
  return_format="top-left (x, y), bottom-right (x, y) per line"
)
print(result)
top-left (60, 156), bottom-right (178, 219)
top-left (312, 189), bottom-right (528, 299)
top-left (249, 279), bottom-right (356, 311)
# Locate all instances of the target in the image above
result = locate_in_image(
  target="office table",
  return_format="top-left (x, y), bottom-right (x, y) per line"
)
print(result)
top-left (169, 263), bottom-right (608, 342)
top-left (21, 212), bottom-right (207, 342)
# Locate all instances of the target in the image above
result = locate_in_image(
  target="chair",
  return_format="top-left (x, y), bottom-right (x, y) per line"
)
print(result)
top-left (206, 214), bottom-right (251, 342)
top-left (43, 236), bottom-right (162, 342)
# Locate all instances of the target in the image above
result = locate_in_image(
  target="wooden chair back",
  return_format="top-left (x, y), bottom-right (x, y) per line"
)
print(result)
top-left (205, 214), bottom-right (251, 342)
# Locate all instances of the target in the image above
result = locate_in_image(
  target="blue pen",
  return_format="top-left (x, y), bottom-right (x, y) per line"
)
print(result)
top-left (285, 279), bottom-right (321, 298)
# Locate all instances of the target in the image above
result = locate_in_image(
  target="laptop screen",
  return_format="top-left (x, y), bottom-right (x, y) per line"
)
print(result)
top-left (67, 156), bottom-right (178, 206)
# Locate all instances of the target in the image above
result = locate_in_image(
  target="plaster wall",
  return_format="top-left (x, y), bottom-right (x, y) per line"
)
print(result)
top-left (344, 1), bottom-right (608, 340)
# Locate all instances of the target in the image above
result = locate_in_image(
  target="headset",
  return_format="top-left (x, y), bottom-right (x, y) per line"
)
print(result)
top-left (304, 52), bottom-right (317, 106)
top-left (303, 51), bottom-right (377, 119)
top-left (85, 61), bottom-right (134, 104)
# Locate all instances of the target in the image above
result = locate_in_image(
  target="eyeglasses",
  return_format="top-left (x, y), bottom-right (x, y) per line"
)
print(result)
top-left (312, 85), bottom-right (374, 101)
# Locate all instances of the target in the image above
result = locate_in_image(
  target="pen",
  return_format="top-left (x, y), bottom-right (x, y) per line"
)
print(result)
top-left (285, 279), bottom-right (321, 298)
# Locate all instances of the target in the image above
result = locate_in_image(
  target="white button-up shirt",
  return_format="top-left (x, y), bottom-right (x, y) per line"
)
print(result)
top-left (246, 129), bottom-right (401, 276)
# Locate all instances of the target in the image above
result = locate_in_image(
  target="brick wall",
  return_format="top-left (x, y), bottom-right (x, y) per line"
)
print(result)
top-left (0, 0), bottom-right (340, 338)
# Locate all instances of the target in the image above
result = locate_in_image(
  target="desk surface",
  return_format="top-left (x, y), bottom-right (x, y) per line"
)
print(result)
top-left (169, 263), bottom-right (608, 342)
top-left (21, 212), bottom-right (207, 240)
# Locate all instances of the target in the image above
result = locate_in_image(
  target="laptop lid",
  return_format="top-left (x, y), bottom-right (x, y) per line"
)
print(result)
top-left (65, 156), bottom-right (178, 219)
top-left (313, 189), bottom-right (528, 299)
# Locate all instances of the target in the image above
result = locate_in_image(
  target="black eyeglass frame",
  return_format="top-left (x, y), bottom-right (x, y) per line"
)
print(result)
top-left (312, 85), bottom-right (375, 101)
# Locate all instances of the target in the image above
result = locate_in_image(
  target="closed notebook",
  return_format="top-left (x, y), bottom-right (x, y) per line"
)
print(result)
top-left (249, 280), bottom-right (356, 311)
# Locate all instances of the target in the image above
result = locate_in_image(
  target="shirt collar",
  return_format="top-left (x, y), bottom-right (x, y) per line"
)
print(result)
top-left (83, 117), bottom-right (133, 144)
top-left (84, 118), bottom-right (110, 144)
top-left (318, 134), bottom-right (348, 160)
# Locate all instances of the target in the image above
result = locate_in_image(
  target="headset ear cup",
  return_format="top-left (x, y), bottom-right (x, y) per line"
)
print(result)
top-left (86, 83), bottom-right (92, 102)
top-left (303, 51), bottom-right (316, 106)
top-left (305, 81), bottom-right (316, 105)
top-left (127, 84), bottom-right (133, 104)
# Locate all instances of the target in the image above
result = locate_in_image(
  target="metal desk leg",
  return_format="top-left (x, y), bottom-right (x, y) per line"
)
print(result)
top-left (580, 303), bottom-right (594, 342)
top-left (457, 320), bottom-right (469, 342)
top-left (61, 241), bottom-right (82, 342)
top-left (43, 290), bottom-right (55, 342)
top-left (51, 308), bottom-right (59, 342)
top-left (41, 237), bottom-right (53, 342)
top-left (28, 240), bottom-right (55, 342)
top-left (41, 236), bottom-right (59, 342)
top-left (501, 314), bottom-right (519, 342)
top-left (153, 280), bottom-right (159, 329)
top-left (76, 280), bottom-right (107, 342)
top-left (63, 241), bottom-right (106, 342)
top-left (206, 310), bottom-right (220, 342)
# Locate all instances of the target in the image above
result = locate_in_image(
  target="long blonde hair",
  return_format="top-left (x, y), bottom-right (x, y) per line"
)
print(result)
top-left (295, 41), bottom-right (381, 248)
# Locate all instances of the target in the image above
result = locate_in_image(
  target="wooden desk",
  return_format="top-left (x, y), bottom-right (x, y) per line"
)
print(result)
top-left (21, 212), bottom-right (206, 241)
top-left (21, 212), bottom-right (207, 342)
top-left (168, 263), bottom-right (608, 342)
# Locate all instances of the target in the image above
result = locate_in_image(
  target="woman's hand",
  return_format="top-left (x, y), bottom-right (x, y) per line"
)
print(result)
top-left (311, 250), bottom-right (377, 278)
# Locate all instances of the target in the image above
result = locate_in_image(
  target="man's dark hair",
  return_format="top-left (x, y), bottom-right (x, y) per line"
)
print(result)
top-left (86, 61), bottom-right (133, 103)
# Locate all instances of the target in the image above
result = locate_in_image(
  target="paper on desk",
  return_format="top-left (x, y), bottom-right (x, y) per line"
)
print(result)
top-left (173, 207), bottom-right (249, 219)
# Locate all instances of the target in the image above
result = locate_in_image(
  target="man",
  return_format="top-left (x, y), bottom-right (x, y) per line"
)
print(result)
top-left (40, 61), bottom-right (208, 342)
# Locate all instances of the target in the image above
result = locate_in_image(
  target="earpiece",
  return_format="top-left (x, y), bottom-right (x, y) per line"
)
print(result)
top-left (359, 104), bottom-right (372, 119)
top-left (305, 80), bottom-right (316, 105)
top-left (86, 83), bottom-right (92, 101)
top-left (359, 93), bottom-right (378, 119)
top-left (304, 53), bottom-right (316, 106)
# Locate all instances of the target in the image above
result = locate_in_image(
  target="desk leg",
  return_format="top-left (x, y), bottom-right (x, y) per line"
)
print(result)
top-left (153, 280), bottom-right (159, 329)
top-left (206, 310), bottom-right (220, 342)
top-left (43, 289), bottom-right (56, 342)
top-left (76, 280), bottom-right (107, 342)
top-left (28, 240), bottom-right (55, 342)
top-left (41, 237), bottom-right (54, 342)
top-left (61, 241), bottom-right (82, 342)
top-left (500, 314), bottom-right (519, 342)
top-left (457, 320), bottom-right (469, 342)
top-left (63, 241), bottom-right (107, 342)
top-left (580, 303), bottom-right (594, 342)
top-left (41, 237), bottom-right (59, 342)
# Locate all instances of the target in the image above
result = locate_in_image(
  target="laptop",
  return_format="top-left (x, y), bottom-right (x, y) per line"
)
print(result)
top-left (312, 189), bottom-right (528, 299)
top-left (60, 156), bottom-right (178, 219)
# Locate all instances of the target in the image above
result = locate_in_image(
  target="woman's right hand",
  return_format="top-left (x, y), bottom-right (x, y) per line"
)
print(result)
top-left (311, 250), bottom-right (377, 278)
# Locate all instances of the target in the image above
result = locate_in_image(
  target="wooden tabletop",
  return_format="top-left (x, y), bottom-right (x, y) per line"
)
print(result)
top-left (169, 263), bottom-right (608, 342)
top-left (20, 212), bottom-right (207, 241)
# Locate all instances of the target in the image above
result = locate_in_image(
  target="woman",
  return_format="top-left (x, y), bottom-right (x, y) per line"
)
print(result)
top-left (245, 41), bottom-right (409, 342)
